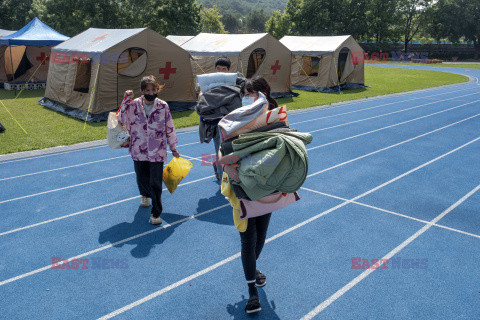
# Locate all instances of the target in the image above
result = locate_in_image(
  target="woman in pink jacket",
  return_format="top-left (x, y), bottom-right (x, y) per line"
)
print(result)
top-left (118, 75), bottom-right (180, 225)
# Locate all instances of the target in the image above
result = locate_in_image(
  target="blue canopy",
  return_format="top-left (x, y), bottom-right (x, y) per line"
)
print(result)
top-left (0, 18), bottom-right (69, 46)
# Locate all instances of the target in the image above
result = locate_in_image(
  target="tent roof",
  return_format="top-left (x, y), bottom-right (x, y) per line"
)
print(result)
top-left (0, 18), bottom-right (69, 46)
top-left (166, 35), bottom-right (194, 46)
top-left (280, 35), bottom-right (352, 55)
top-left (53, 28), bottom-right (147, 54)
top-left (0, 29), bottom-right (16, 38)
top-left (181, 33), bottom-right (269, 56)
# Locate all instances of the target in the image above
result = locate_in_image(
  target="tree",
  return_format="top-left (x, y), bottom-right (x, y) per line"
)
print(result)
top-left (265, 10), bottom-right (290, 39)
top-left (365, 0), bottom-right (401, 47)
top-left (200, 6), bottom-right (227, 33)
top-left (32, 0), bottom-right (124, 36)
top-left (396, 0), bottom-right (432, 51)
top-left (245, 9), bottom-right (268, 33)
top-left (222, 11), bottom-right (242, 33)
top-left (265, 0), bottom-right (303, 38)
top-left (0, 0), bottom-right (35, 30)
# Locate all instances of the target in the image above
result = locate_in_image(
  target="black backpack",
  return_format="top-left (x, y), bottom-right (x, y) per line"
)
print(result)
top-left (0, 122), bottom-right (5, 133)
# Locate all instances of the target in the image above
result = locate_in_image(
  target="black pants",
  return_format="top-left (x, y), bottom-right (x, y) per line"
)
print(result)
top-left (239, 213), bottom-right (272, 282)
top-left (133, 161), bottom-right (164, 217)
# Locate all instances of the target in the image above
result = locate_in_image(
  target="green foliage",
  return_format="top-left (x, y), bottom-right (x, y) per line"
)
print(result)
top-left (426, 0), bottom-right (480, 58)
top-left (0, 0), bottom-right (36, 30)
top-left (245, 9), bottom-right (267, 33)
top-left (200, 6), bottom-right (227, 33)
top-left (396, 0), bottom-right (432, 51)
top-left (198, 0), bottom-right (288, 16)
top-left (266, 10), bottom-right (290, 39)
top-left (3, 0), bottom-right (201, 37)
top-left (221, 12), bottom-right (242, 33)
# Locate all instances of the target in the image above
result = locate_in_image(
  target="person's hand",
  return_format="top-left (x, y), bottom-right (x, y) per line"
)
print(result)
top-left (172, 150), bottom-right (180, 158)
top-left (124, 90), bottom-right (134, 98)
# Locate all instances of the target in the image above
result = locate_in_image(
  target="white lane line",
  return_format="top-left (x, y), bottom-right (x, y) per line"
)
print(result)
top-left (0, 175), bottom-right (215, 237)
top-left (301, 188), bottom-right (480, 240)
top-left (307, 100), bottom-right (480, 151)
top-left (0, 145), bottom-right (108, 165)
top-left (307, 91), bottom-right (480, 134)
top-left (0, 173), bottom-right (135, 205)
top-left (300, 183), bottom-right (480, 320)
top-left (0, 141), bottom-right (202, 181)
top-left (0, 202), bottom-right (230, 287)
top-left (3, 110), bottom-right (477, 232)
top-left (291, 86), bottom-right (478, 126)
top-left (307, 113), bottom-right (480, 178)
top-left (0, 155), bottom-right (130, 182)
top-left (286, 82), bottom-right (475, 120)
top-left (0, 150), bottom-right (212, 204)
top-left (1, 82), bottom-right (473, 167)
top-left (96, 136), bottom-right (480, 319)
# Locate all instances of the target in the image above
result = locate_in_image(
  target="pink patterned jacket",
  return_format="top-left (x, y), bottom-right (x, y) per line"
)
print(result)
top-left (118, 95), bottom-right (177, 163)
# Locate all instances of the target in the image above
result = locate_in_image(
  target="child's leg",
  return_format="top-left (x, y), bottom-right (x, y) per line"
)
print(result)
top-left (134, 161), bottom-right (152, 198)
top-left (149, 161), bottom-right (164, 218)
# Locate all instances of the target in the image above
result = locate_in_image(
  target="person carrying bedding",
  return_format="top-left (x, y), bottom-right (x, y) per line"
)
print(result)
top-left (195, 56), bottom-right (245, 181)
top-left (217, 76), bottom-right (313, 314)
top-left (118, 75), bottom-right (180, 225)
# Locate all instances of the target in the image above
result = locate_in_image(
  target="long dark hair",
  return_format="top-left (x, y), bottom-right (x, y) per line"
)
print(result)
top-left (242, 76), bottom-right (278, 110)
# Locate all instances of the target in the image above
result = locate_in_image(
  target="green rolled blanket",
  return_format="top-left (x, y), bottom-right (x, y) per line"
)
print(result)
top-left (229, 131), bottom-right (313, 201)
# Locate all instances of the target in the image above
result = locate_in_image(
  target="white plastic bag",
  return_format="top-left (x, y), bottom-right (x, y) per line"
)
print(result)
top-left (107, 111), bottom-right (129, 149)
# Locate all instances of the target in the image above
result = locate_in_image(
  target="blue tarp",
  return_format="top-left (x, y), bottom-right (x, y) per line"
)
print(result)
top-left (0, 18), bottom-right (69, 46)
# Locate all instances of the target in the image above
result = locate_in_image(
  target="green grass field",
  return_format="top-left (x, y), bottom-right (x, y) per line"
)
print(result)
top-left (368, 61), bottom-right (480, 69)
top-left (0, 66), bottom-right (469, 155)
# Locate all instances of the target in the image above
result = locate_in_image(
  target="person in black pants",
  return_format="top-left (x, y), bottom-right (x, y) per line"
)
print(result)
top-left (133, 161), bottom-right (164, 220)
top-left (222, 76), bottom-right (279, 314)
top-left (240, 213), bottom-right (271, 313)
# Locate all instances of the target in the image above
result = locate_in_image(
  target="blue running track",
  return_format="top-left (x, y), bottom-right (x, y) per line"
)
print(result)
top-left (0, 64), bottom-right (479, 319)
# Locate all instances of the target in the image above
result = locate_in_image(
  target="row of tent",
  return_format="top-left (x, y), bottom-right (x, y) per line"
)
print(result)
top-left (0, 18), bottom-right (365, 122)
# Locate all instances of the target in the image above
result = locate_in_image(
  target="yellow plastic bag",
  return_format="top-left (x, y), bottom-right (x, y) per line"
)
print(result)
top-left (163, 157), bottom-right (193, 194)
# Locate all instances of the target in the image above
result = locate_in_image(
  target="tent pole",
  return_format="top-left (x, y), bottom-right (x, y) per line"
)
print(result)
top-left (9, 45), bottom-right (17, 96)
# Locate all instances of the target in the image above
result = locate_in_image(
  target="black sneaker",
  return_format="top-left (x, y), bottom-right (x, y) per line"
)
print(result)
top-left (245, 295), bottom-right (261, 314)
top-left (255, 270), bottom-right (266, 287)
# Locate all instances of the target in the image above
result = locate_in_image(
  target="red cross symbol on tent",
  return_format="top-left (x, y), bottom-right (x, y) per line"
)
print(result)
top-left (271, 60), bottom-right (281, 75)
top-left (36, 52), bottom-right (49, 65)
top-left (159, 62), bottom-right (177, 80)
top-left (92, 34), bottom-right (108, 43)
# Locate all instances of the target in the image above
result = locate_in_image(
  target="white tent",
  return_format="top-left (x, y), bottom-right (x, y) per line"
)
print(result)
top-left (280, 35), bottom-right (365, 92)
top-left (166, 35), bottom-right (194, 46)
top-left (181, 33), bottom-right (293, 95)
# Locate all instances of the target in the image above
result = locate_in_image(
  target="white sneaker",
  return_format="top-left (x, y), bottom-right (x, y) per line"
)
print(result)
top-left (140, 196), bottom-right (150, 207)
top-left (150, 214), bottom-right (162, 225)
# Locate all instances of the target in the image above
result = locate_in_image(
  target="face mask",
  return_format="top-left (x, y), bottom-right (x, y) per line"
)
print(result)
top-left (144, 93), bottom-right (157, 102)
top-left (242, 96), bottom-right (255, 107)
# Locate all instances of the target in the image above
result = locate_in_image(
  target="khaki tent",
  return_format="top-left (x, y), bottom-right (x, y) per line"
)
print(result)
top-left (181, 33), bottom-right (293, 95)
top-left (41, 28), bottom-right (196, 121)
top-left (280, 35), bottom-right (365, 92)
top-left (166, 35), bottom-right (194, 46)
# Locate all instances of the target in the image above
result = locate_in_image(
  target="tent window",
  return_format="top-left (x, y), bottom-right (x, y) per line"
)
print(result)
top-left (301, 56), bottom-right (321, 76)
top-left (117, 48), bottom-right (147, 77)
top-left (73, 59), bottom-right (92, 93)
top-left (337, 47), bottom-right (350, 80)
top-left (246, 48), bottom-right (266, 78)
